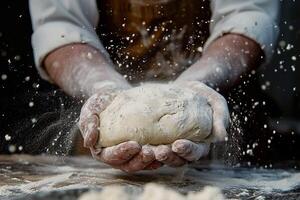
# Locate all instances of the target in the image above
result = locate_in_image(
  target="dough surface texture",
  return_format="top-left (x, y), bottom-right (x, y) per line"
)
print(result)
top-left (98, 83), bottom-right (212, 147)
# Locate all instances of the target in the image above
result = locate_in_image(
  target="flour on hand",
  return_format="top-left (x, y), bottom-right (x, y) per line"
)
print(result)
top-left (97, 83), bottom-right (212, 147)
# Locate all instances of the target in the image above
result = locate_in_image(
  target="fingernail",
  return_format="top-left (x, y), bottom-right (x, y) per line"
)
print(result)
top-left (142, 148), bottom-right (153, 162)
top-left (173, 142), bottom-right (186, 153)
top-left (156, 153), bottom-right (168, 161)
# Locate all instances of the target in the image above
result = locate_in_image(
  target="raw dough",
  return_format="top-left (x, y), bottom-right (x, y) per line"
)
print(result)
top-left (98, 83), bottom-right (212, 147)
top-left (78, 183), bottom-right (224, 200)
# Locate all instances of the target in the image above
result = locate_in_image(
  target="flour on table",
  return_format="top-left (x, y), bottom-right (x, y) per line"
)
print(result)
top-left (78, 183), bottom-right (224, 200)
top-left (97, 83), bottom-right (212, 147)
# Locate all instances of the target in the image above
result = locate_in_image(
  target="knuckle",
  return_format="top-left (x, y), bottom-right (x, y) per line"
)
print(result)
top-left (173, 140), bottom-right (192, 155)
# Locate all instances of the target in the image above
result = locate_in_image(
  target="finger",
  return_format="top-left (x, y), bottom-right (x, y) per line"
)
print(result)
top-left (82, 93), bottom-right (113, 115)
top-left (141, 145), bottom-right (156, 163)
top-left (152, 145), bottom-right (186, 167)
top-left (211, 117), bottom-right (229, 142)
top-left (172, 139), bottom-right (210, 161)
top-left (79, 93), bottom-right (117, 148)
top-left (82, 114), bottom-right (100, 148)
top-left (144, 161), bottom-right (164, 170)
top-left (209, 96), bottom-right (230, 142)
top-left (95, 141), bottom-right (141, 165)
top-left (90, 146), bottom-right (102, 157)
top-left (118, 145), bottom-right (156, 173)
top-left (185, 81), bottom-right (230, 142)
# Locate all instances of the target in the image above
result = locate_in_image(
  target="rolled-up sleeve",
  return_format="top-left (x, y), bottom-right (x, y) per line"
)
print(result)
top-left (204, 0), bottom-right (279, 63)
top-left (29, 0), bottom-right (105, 81)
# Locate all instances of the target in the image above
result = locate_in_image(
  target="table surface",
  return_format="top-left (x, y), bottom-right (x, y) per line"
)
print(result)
top-left (0, 155), bottom-right (299, 200)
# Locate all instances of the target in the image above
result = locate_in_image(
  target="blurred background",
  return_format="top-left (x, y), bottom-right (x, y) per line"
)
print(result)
top-left (0, 0), bottom-right (299, 167)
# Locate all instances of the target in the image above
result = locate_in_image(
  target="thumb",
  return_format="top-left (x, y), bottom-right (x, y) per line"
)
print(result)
top-left (79, 114), bottom-right (100, 148)
top-left (181, 81), bottom-right (230, 142)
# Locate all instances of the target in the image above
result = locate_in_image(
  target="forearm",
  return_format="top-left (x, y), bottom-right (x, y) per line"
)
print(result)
top-left (177, 34), bottom-right (264, 92)
top-left (44, 44), bottom-right (130, 98)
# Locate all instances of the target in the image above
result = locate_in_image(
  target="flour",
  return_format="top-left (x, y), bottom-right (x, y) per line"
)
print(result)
top-left (1, 156), bottom-right (300, 199)
top-left (78, 183), bottom-right (224, 200)
top-left (98, 83), bottom-right (213, 147)
top-left (48, 45), bottom-right (130, 98)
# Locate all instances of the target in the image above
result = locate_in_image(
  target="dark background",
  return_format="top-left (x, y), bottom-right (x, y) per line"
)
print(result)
top-left (0, 1), bottom-right (80, 156)
top-left (0, 0), bottom-right (299, 166)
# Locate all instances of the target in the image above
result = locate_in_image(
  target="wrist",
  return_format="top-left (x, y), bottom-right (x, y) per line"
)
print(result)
top-left (177, 34), bottom-right (263, 92)
top-left (176, 58), bottom-right (229, 90)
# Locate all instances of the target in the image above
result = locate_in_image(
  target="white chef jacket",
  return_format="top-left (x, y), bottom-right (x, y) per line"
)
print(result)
top-left (29, 0), bottom-right (279, 81)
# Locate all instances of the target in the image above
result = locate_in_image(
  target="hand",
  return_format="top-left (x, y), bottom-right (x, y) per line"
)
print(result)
top-left (78, 83), bottom-right (163, 172)
top-left (79, 81), bottom-right (230, 171)
top-left (146, 81), bottom-right (230, 167)
top-left (177, 81), bottom-right (230, 142)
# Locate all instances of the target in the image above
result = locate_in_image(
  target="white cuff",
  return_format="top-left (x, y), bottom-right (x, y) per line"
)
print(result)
top-left (31, 22), bottom-right (106, 81)
top-left (204, 11), bottom-right (279, 63)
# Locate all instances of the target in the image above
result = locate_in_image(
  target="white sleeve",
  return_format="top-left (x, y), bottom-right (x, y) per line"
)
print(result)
top-left (29, 0), bottom-right (106, 81)
top-left (204, 0), bottom-right (279, 63)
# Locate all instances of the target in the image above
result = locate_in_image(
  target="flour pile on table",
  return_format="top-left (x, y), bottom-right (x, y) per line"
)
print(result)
top-left (79, 183), bottom-right (224, 200)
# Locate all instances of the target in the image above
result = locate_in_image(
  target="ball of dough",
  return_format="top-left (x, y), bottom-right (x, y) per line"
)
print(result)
top-left (97, 83), bottom-right (212, 147)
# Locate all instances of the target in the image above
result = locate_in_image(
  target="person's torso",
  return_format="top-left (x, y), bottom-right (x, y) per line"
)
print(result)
top-left (97, 0), bottom-right (211, 83)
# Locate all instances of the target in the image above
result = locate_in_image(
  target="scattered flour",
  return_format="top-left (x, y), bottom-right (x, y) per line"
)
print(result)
top-left (78, 183), bottom-right (224, 200)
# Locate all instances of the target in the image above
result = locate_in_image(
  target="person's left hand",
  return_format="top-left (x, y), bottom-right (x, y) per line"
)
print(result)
top-left (145, 81), bottom-right (230, 167)
top-left (79, 85), bottom-right (164, 173)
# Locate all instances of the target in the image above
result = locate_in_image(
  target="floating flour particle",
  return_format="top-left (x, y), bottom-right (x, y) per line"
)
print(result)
top-left (197, 46), bottom-right (203, 52)
top-left (87, 52), bottom-right (93, 59)
top-left (31, 118), bottom-right (37, 123)
top-left (8, 145), bottom-right (16, 153)
top-left (29, 102), bottom-right (34, 107)
top-left (1, 74), bottom-right (7, 80)
top-left (14, 55), bottom-right (21, 61)
top-left (286, 44), bottom-right (293, 50)
top-left (5, 134), bottom-right (11, 141)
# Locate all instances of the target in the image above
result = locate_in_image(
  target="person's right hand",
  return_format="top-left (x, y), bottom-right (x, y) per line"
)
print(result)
top-left (78, 84), bottom-right (163, 172)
